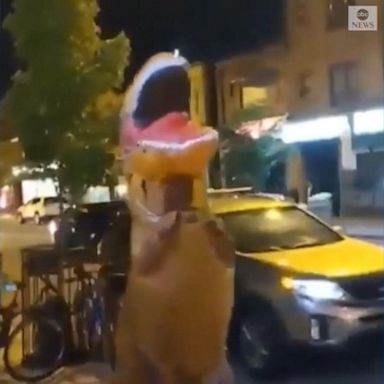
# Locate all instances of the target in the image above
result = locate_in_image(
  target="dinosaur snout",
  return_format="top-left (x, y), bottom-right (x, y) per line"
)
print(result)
top-left (121, 112), bottom-right (218, 181)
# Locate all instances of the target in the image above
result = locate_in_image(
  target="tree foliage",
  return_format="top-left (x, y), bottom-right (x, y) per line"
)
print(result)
top-left (219, 105), bottom-right (288, 189)
top-left (2, 0), bottom-right (129, 201)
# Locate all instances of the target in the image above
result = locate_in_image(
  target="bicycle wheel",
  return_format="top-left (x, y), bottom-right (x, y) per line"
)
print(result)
top-left (101, 295), bottom-right (117, 370)
top-left (73, 287), bottom-right (100, 359)
top-left (73, 289), bottom-right (91, 356)
top-left (4, 314), bottom-right (66, 382)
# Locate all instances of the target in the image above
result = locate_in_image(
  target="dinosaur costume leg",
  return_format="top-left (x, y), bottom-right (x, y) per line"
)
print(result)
top-left (111, 296), bottom-right (157, 384)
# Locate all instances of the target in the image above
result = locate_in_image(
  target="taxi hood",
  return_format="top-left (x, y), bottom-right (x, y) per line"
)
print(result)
top-left (248, 238), bottom-right (384, 278)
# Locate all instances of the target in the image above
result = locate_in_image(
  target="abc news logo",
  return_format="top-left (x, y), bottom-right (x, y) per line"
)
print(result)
top-left (357, 9), bottom-right (369, 21)
top-left (349, 6), bottom-right (378, 31)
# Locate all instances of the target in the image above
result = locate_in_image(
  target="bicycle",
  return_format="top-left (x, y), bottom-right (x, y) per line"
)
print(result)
top-left (3, 274), bottom-right (68, 383)
top-left (72, 264), bottom-right (125, 370)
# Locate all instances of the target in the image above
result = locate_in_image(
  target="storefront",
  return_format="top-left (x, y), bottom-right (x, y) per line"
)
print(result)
top-left (281, 115), bottom-right (351, 216)
top-left (349, 108), bottom-right (384, 214)
top-left (280, 108), bottom-right (384, 215)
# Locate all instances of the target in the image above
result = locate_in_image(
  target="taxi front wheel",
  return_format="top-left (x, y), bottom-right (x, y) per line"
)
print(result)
top-left (237, 311), bottom-right (287, 377)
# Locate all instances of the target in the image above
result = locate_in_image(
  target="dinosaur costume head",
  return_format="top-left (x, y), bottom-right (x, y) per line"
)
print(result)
top-left (121, 53), bottom-right (217, 214)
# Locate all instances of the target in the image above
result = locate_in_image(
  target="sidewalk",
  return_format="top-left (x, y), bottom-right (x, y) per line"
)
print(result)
top-left (332, 217), bottom-right (384, 240)
top-left (0, 363), bottom-right (109, 383)
top-left (50, 364), bottom-right (109, 383)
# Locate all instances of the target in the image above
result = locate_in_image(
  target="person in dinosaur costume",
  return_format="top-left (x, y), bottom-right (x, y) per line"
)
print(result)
top-left (111, 52), bottom-right (235, 384)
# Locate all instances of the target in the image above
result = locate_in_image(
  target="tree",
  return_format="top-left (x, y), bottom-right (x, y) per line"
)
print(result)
top-left (218, 105), bottom-right (288, 190)
top-left (1, 0), bottom-right (129, 202)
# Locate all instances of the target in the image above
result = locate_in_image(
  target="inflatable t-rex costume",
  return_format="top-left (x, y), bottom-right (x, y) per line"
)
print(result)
top-left (111, 53), bottom-right (235, 384)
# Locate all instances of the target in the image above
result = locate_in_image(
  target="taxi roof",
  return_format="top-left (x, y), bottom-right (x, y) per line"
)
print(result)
top-left (209, 196), bottom-right (294, 214)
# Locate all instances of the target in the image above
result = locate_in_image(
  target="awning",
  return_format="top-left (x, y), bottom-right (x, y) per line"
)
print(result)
top-left (231, 68), bottom-right (281, 87)
top-left (236, 115), bottom-right (287, 139)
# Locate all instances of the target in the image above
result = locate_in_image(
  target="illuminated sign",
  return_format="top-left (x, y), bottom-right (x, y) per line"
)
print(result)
top-left (282, 116), bottom-right (349, 144)
top-left (353, 108), bottom-right (384, 135)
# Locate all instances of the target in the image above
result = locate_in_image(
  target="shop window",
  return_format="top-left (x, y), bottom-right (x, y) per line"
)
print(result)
top-left (329, 62), bottom-right (358, 107)
top-left (327, 0), bottom-right (355, 30)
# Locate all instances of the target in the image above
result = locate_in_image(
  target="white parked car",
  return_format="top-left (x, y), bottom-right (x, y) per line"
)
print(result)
top-left (17, 197), bottom-right (69, 224)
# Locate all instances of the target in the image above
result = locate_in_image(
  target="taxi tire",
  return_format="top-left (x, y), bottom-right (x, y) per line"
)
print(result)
top-left (236, 310), bottom-right (287, 378)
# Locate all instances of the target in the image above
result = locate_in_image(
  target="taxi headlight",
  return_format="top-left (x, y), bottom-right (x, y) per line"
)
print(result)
top-left (282, 278), bottom-right (347, 300)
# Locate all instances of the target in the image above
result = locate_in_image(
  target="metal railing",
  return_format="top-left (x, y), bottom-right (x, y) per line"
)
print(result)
top-left (20, 244), bottom-right (101, 359)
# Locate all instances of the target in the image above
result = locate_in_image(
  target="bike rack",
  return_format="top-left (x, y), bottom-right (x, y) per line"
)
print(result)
top-left (21, 245), bottom-right (61, 358)
top-left (20, 244), bottom-right (101, 358)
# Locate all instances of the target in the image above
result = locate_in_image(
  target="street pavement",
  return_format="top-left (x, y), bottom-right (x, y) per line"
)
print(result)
top-left (0, 215), bottom-right (383, 383)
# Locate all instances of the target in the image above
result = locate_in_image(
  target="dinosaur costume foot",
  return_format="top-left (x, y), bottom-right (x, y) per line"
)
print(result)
top-left (168, 359), bottom-right (234, 384)
top-left (109, 353), bottom-right (155, 384)
top-left (109, 364), bottom-right (233, 384)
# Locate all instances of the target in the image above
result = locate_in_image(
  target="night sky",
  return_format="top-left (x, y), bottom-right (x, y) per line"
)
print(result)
top-left (0, 0), bottom-right (282, 98)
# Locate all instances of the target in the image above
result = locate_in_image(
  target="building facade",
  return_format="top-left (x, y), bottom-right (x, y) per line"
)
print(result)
top-left (216, 0), bottom-right (384, 215)
top-left (188, 63), bottom-right (217, 127)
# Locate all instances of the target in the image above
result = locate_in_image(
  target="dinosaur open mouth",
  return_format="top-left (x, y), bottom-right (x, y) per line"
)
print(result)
top-left (122, 112), bottom-right (218, 154)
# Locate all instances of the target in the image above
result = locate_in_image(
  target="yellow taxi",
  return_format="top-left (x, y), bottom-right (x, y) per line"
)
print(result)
top-left (209, 192), bottom-right (384, 376)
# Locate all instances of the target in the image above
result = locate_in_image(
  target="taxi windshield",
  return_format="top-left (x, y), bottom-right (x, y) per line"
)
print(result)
top-left (220, 207), bottom-right (343, 254)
